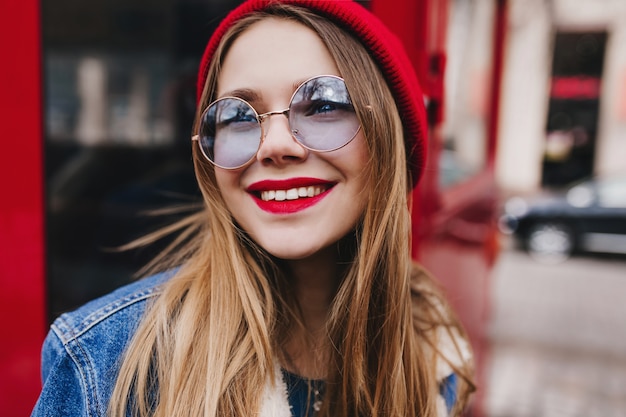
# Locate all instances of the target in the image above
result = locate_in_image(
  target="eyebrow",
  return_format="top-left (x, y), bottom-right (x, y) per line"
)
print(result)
top-left (219, 78), bottom-right (310, 103)
top-left (219, 88), bottom-right (261, 103)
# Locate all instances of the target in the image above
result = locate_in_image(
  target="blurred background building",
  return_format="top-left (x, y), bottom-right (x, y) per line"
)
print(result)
top-left (496, 0), bottom-right (626, 193)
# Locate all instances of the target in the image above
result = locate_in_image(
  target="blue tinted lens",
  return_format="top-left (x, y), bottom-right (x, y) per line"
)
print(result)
top-left (198, 98), bottom-right (261, 169)
top-left (289, 76), bottom-right (360, 151)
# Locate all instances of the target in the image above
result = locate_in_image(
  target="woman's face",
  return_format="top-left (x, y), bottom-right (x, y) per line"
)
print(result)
top-left (214, 18), bottom-right (370, 260)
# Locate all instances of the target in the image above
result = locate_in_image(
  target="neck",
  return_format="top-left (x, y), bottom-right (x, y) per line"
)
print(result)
top-left (282, 245), bottom-right (343, 379)
top-left (288, 245), bottom-right (341, 333)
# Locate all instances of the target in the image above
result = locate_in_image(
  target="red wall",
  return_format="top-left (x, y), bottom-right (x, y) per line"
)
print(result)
top-left (0, 0), bottom-right (47, 414)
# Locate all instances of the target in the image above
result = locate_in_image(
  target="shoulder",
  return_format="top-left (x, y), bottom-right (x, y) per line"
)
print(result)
top-left (409, 263), bottom-right (474, 415)
top-left (51, 270), bottom-right (173, 345)
top-left (409, 263), bottom-right (473, 369)
top-left (32, 270), bottom-right (175, 417)
top-left (408, 262), bottom-right (453, 332)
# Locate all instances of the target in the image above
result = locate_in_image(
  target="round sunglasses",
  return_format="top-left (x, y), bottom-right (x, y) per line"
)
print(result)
top-left (192, 75), bottom-right (361, 169)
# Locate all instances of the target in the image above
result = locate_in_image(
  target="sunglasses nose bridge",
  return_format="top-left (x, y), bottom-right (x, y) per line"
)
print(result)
top-left (258, 108), bottom-right (290, 123)
top-left (258, 108), bottom-right (292, 138)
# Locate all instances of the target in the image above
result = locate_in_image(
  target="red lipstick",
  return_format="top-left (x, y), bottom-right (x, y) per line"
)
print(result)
top-left (246, 177), bottom-right (335, 214)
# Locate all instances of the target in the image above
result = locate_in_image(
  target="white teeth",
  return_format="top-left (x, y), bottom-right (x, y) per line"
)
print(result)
top-left (275, 190), bottom-right (287, 201)
top-left (286, 189), bottom-right (299, 200)
top-left (260, 186), bottom-right (326, 201)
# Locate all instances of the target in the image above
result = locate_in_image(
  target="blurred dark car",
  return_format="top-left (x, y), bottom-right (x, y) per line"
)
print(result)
top-left (500, 175), bottom-right (626, 262)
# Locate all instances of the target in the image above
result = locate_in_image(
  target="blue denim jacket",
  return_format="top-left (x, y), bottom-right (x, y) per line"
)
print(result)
top-left (32, 269), bottom-right (461, 416)
top-left (31, 271), bottom-right (173, 417)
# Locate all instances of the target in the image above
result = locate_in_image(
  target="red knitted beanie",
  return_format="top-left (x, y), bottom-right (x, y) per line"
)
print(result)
top-left (197, 0), bottom-right (427, 187)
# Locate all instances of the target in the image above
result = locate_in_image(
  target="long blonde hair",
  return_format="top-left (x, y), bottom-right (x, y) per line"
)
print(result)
top-left (109, 4), bottom-right (474, 417)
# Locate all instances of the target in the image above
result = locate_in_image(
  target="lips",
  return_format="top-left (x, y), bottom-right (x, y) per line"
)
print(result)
top-left (246, 177), bottom-right (335, 214)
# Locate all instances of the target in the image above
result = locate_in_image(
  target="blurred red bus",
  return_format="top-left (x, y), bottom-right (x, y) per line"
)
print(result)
top-left (1, 0), bottom-right (506, 415)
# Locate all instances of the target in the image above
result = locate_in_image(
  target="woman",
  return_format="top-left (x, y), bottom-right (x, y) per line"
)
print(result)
top-left (32, 1), bottom-right (474, 416)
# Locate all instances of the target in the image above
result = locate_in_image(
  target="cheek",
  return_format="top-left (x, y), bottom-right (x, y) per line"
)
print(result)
top-left (335, 132), bottom-right (371, 185)
top-left (214, 171), bottom-right (228, 197)
top-left (214, 170), bottom-right (242, 209)
top-left (349, 131), bottom-right (370, 166)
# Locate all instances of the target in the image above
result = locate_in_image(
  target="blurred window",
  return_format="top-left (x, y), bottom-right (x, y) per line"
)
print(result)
top-left (43, 0), bottom-right (241, 321)
top-left (542, 32), bottom-right (606, 187)
top-left (552, 33), bottom-right (606, 77)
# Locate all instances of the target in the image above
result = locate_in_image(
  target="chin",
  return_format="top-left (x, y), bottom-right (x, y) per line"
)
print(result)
top-left (263, 246), bottom-right (321, 261)
top-left (252, 236), bottom-right (329, 260)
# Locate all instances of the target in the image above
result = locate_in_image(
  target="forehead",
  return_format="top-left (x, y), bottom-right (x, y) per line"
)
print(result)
top-left (217, 18), bottom-right (340, 98)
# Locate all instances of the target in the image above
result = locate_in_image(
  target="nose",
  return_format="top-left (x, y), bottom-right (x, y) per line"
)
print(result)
top-left (255, 111), bottom-right (308, 166)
